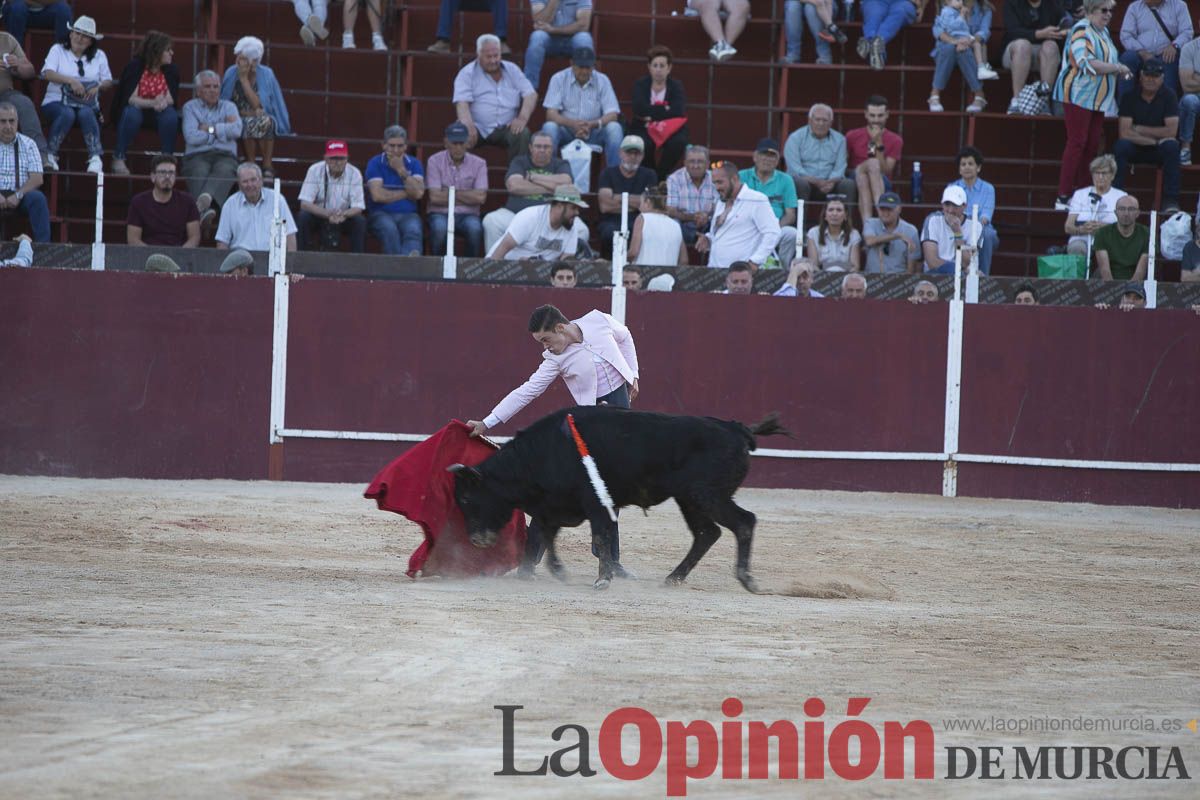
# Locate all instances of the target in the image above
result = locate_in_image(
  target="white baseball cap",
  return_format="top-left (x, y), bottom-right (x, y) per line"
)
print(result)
top-left (941, 185), bottom-right (967, 206)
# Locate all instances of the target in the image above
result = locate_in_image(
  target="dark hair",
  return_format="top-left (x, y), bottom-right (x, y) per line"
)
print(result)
top-left (549, 261), bottom-right (575, 279)
top-left (623, 265), bottom-right (642, 276)
top-left (728, 261), bottom-right (754, 275)
top-left (643, 182), bottom-right (668, 212)
top-left (865, 95), bottom-right (889, 109)
top-left (63, 30), bottom-right (100, 61)
top-left (151, 154), bottom-right (178, 172)
top-left (1013, 281), bottom-right (1038, 302)
top-left (716, 161), bottom-right (738, 179)
top-left (818, 198), bottom-right (854, 248)
top-left (646, 45), bottom-right (673, 64)
top-left (957, 145), bottom-right (984, 167)
top-left (137, 30), bottom-right (173, 70)
top-left (528, 304), bottom-right (570, 332)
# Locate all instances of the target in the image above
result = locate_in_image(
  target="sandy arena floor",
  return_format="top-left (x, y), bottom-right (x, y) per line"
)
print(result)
top-left (1, 475), bottom-right (1197, 799)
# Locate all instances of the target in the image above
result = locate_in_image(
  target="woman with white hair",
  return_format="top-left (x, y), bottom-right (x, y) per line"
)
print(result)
top-left (220, 36), bottom-right (291, 180)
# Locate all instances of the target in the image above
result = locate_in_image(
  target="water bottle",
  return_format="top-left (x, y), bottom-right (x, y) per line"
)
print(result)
top-left (911, 161), bottom-right (923, 205)
top-left (843, 0), bottom-right (855, 23)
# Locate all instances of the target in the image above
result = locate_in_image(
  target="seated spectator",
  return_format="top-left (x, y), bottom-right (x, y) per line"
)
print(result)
top-left (126, 155), bottom-right (200, 248)
top-left (1180, 218), bottom-right (1199, 282)
top-left (665, 144), bottom-right (716, 245)
top-left (909, 279), bottom-right (940, 303)
top-left (773, 258), bottom-right (825, 297)
top-left (426, 121), bottom-right (488, 257)
top-left (722, 260), bottom-right (754, 294)
top-left (784, 0), bottom-right (848, 65)
top-left (453, 34), bottom-right (537, 161)
top-left (965, 0), bottom-right (1000, 80)
top-left (1001, 0), bottom-right (1066, 113)
top-left (805, 196), bottom-right (862, 271)
top-left (690, 0), bottom-right (750, 62)
top-left (111, 30), bottom-right (180, 176)
top-left (215, 162), bottom-right (298, 252)
top-left (784, 103), bottom-right (857, 203)
top-left (597, 136), bottom-right (656, 256)
top-left (365, 125), bottom-right (425, 256)
top-left (857, 0), bottom-right (923, 70)
top-left (1062, 154), bottom-right (1126, 256)
top-left (1118, 0), bottom-right (1191, 98)
top-left (0, 234), bottom-right (33, 268)
top-left (840, 271), bottom-right (868, 299)
top-left (0, 29), bottom-right (51, 169)
top-left (219, 248), bottom-right (256, 276)
top-left (951, 146), bottom-right (998, 273)
top-left (524, 0), bottom-right (594, 89)
top-left (1114, 59), bottom-right (1181, 214)
top-left (541, 46), bottom-right (622, 168)
top-left (182, 70), bottom-right (242, 230)
top-left (696, 161), bottom-right (781, 269)
top-left (628, 46), bottom-right (689, 181)
top-left (221, 36), bottom-right (291, 180)
top-left (1092, 196), bottom-right (1148, 280)
top-left (846, 95), bottom-right (902, 223)
top-left (40, 16), bottom-right (112, 174)
top-left (343, 0), bottom-right (387, 50)
top-left (482, 131), bottom-right (572, 253)
top-left (297, 139), bottom-right (367, 253)
top-left (488, 185), bottom-right (587, 260)
top-left (862, 191), bottom-right (920, 273)
top-left (428, 0), bottom-right (510, 54)
top-left (550, 261), bottom-right (576, 287)
top-left (739, 138), bottom-right (799, 268)
top-left (628, 183), bottom-right (686, 266)
top-left (622, 265), bottom-right (644, 289)
top-left (928, 0), bottom-right (987, 113)
top-left (0, 101), bottom-right (49, 242)
top-left (144, 253), bottom-right (181, 272)
top-left (0, 1), bottom-right (71, 45)
top-left (292, 1), bottom-right (331, 47)
top-left (1095, 281), bottom-right (1147, 310)
top-left (1179, 34), bottom-right (1198, 164)
top-left (921, 184), bottom-right (982, 273)
top-left (1013, 280), bottom-right (1039, 303)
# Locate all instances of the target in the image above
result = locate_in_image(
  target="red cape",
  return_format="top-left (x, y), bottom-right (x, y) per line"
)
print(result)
top-left (364, 420), bottom-right (526, 578)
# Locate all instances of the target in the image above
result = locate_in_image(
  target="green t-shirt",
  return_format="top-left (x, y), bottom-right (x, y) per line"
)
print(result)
top-left (1092, 223), bottom-right (1149, 280)
top-left (738, 168), bottom-right (797, 221)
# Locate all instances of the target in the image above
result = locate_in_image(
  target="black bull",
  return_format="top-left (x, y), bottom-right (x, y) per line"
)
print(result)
top-left (448, 406), bottom-right (791, 591)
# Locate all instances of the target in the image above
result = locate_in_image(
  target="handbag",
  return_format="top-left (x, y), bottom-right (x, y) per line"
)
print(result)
top-left (646, 117), bottom-right (686, 149)
top-left (1037, 253), bottom-right (1087, 279)
top-left (1011, 81), bottom-right (1050, 116)
top-left (1159, 211), bottom-right (1192, 261)
top-left (62, 80), bottom-right (101, 112)
top-left (560, 138), bottom-right (599, 193)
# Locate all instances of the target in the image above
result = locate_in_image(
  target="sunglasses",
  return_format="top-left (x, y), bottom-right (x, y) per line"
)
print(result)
top-left (76, 59), bottom-right (85, 77)
top-left (826, 193), bottom-right (848, 201)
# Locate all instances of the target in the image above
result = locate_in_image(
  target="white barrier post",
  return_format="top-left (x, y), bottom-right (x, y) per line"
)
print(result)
top-left (796, 199), bottom-right (805, 249)
top-left (268, 176), bottom-right (290, 447)
top-left (1146, 209), bottom-right (1158, 309)
top-left (442, 185), bottom-right (457, 279)
top-left (942, 295), bottom-right (965, 497)
top-left (965, 203), bottom-right (980, 303)
top-left (610, 192), bottom-right (629, 323)
top-left (953, 238), bottom-right (963, 302)
top-left (91, 170), bottom-right (105, 270)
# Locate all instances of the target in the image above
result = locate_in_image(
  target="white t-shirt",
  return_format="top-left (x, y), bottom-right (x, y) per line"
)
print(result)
top-left (805, 226), bottom-right (862, 270)
top-left (40, 43), bottom-right (112, 106)
top-left (297, 161), bottom-right (366, 212)
top-left (921, 212), bottom-right (982, 268)
top-left (490, 204), bottom-right (579, 260)
top-left (1066, 185), bottom-right (1127, 248)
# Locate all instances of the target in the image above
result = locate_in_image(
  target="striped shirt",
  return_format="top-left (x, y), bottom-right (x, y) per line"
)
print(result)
top-left (666, 166), bottom-right (717, 216)
top-left (1052, 20), bottom-right (1118, 114)
top-left (0, 133), bottom-right (42, 192)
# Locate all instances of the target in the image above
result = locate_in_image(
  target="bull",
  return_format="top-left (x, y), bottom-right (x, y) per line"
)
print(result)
top-left (448, 406), bottom-right (790, 592)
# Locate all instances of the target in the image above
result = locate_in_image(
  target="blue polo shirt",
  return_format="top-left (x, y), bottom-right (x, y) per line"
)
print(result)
top-left (365, 152), bottom-right (424, 215)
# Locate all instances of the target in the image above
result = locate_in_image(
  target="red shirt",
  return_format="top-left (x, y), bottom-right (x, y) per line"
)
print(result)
top-left (845, 126), bottom-right (904, 176)
top-left (136, 69), bottom-right (167, 99)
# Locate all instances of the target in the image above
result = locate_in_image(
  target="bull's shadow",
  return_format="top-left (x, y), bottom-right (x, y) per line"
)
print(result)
top-left (448, 406), bottom-right (790, 592)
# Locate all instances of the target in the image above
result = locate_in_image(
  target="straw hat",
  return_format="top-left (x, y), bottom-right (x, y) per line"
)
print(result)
top-left (70, 16), bottom-right (104, 40)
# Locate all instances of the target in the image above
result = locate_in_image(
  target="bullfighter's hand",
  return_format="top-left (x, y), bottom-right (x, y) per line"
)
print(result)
top-left (467, 419), bottom-right (488, 437)
top-left (629, 379), bottom-right (639, 403)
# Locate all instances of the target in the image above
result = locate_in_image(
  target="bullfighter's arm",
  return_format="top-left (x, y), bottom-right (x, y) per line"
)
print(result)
top-left (607, 314), bottom-right (639, 379)
top-left (481, 357), bottom-right (562, 430)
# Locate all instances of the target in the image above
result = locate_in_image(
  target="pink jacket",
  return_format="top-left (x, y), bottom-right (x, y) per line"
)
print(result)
top-left (486, 310), bottom-right (640, 426)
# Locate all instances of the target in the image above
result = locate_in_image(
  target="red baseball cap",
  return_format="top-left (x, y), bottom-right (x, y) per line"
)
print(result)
top-left (325, 140), bottom-right (349, 157)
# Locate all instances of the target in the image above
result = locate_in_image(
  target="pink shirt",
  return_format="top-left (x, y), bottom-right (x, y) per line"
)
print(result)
top-left (425, 149), bottom-right (488, 215)
top-left (484, 310), bottom-right (640, 428)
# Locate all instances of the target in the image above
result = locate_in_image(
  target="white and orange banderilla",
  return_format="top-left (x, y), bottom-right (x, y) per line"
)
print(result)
top-left (565, 414), bottom-right (618, 522)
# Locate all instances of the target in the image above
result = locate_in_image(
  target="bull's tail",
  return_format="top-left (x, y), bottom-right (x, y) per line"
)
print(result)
top-left (735, 413), bottom-right (792, 451)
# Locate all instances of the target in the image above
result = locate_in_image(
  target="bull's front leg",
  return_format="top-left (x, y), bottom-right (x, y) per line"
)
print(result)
top-left (590, 518), bottom-right (617, 590)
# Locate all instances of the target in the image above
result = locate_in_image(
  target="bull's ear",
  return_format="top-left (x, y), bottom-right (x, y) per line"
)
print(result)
top-left (446, 464), bottom-right (482, 484)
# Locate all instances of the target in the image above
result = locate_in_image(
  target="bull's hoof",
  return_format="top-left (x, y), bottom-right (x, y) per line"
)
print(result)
top-left (515, 566), bottom-right (535, 580)
top-left (593, 578), bottom-right (611, 591)
top-left (547, 561), bottom-right (568, 582)
top-left (663, 574), bottom-right (685, 587)
top-left (612, 562), bottom-right (637, 580)
top-left (738, 573), bottom-right (761, 594)
top-left (469, 531), bottom-right (497, 548)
